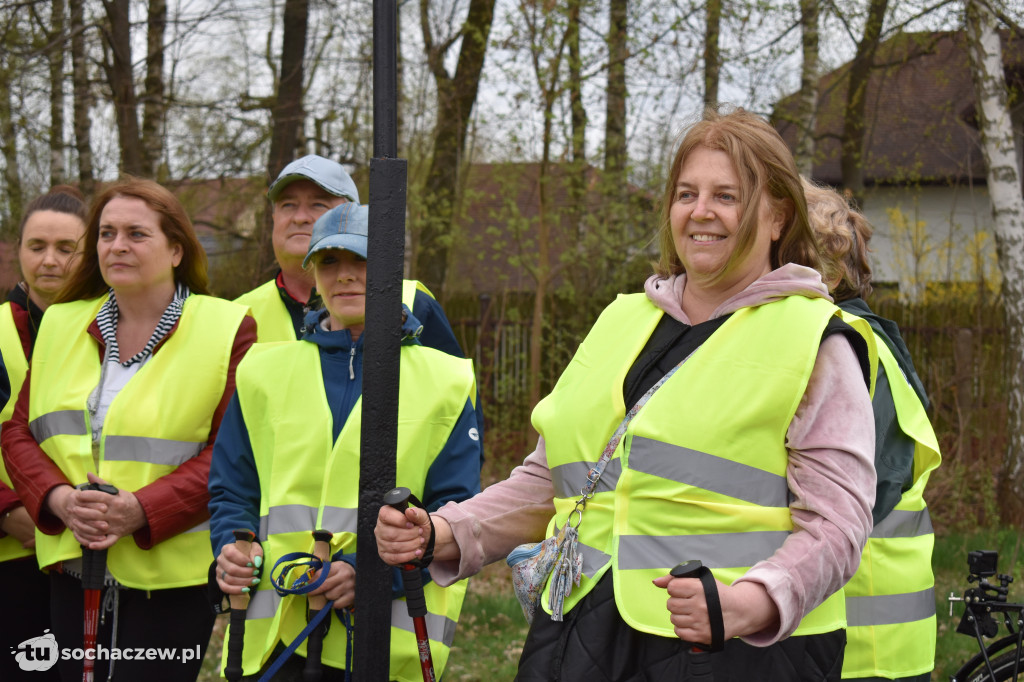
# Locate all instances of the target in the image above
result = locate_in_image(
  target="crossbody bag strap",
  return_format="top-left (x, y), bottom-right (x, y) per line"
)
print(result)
top-left (577, 359), bottom-right (685, 500)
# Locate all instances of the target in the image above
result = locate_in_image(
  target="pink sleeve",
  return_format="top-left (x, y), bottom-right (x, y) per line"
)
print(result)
top-left (430, 438), bottom-right (556, 586)
top-left (735, 333), bottom-right (875, 645)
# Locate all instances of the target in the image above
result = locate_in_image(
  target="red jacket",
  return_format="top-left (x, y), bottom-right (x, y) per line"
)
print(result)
top-left (1, 307), bottom-right (256, 557)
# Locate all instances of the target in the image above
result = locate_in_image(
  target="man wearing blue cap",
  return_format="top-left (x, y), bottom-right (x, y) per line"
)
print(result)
top-left (210, 203), bottom-right (480, 680)
top-left (236, 155), bottom-right (464, 360)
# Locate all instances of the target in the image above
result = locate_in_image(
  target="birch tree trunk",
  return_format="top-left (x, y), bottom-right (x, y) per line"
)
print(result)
top-left (795, 0), bottom-right (819, 177)
top-left (966, 0), bottom-right (1024, 518)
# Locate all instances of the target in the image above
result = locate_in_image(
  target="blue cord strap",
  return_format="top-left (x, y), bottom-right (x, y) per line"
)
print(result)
top-left (257, 551), bottom-right (355, 682)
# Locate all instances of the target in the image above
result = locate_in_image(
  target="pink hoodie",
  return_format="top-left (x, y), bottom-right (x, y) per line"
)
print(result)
top-left (432, 263), bottom-right (875, 645)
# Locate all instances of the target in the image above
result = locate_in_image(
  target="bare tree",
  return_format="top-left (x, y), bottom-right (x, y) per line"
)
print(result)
top-left (704, 0), bottom-right (722, 106)
top-left (794, 0), bottom-right (819, 176)
top-left (101, 0), bottom-right (144, 175)
top-left (48, 0), bottom-right (67, 185)
top-left (0, 7), bottom-right (26, 235)
top-left (69, 0), bottom-right (94, 197)
top-left (412, 0), bottom-right (496, 300)
top-left (256, 0), bottom-right (309, 284)
top-left (840, 0), bottom-right (888, 207)
top-left (965, 0), bottom-right (1024, 517)
top-left (141, 0), bottom-right (167, 179)
top-left (605, 0), bottom-right (627, 179)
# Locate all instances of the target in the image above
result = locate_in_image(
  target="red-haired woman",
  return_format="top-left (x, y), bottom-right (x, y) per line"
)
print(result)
top-left (2, 178), bottom-right (256, 681)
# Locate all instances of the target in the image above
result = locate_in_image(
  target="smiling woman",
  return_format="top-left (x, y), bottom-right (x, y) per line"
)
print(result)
top-left (0, 178), bottom-right (256, 682)
top-left (375, 107), bottom-right (879, 682)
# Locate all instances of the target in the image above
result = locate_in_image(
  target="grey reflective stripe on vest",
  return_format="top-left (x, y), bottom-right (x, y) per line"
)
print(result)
top-left (391, 600), bottom-right (458, 647)
top-left (247, 588), bottom-right (281, 620)
top-left (870, 508), bottom-right (933, 539)
top-left (185, 520), bottom-right (209, 533)
top-left (320, 506), bottom-right (358, 535)
top-left (573, 540), bottom-right (613, 578)
top-left (550, 460), bottom-right (622, 498)
top-left (103, 435), bottom-right (203, 466)
top-left (846, 587), bottom-right (935, 627)
top-left (29, 410), bottom-right (88, 443)
top-left (617, 531), bottom-right (790, 570)
top-left (261, 505), bottom-right (318, 537)
top-left (629, 437), bottom-right (789, 508)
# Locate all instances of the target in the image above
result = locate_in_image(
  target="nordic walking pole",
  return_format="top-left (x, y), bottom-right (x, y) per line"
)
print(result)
top-left (303, 529), bottom-right (334, 682)
top-left (224, 528), bottom-right (256, 682)
top-left (670, 560), bottom-right (723, 682)
top-left (79, 482), bottom-right (117, 682)
top-left (383, 487), bottom-right (436, 682)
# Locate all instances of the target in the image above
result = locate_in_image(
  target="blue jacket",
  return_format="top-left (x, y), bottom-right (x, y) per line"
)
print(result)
top-left (208, 306), bottom-right (482, 593)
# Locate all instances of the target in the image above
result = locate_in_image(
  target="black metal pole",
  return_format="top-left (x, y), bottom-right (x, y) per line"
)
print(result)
top-left (354, 1), bottom-right (405, 680)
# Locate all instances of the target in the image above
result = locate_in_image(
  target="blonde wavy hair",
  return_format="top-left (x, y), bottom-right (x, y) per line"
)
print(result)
top-left (654, 106), bottom-right (822, 280)
top-left (802, 177), bottom-right (873, 301)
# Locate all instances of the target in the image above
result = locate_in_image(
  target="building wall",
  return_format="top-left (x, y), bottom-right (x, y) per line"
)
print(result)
top-left (856, 184), bottom-right (1000, 297)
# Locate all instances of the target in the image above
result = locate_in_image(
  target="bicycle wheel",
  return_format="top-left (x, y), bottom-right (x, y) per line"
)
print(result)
top-left (955, 645), bottom-right (1024, 681)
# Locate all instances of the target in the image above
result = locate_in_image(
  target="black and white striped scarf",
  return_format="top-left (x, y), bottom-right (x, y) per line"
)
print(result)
top-left (96, 283), bottom-right (191, 367)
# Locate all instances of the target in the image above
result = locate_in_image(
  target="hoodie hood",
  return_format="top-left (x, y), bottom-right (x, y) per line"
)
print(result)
top-left (645, 263), bottom-right (832, 326)
top-left (301, 304), bottom-right (424, 349)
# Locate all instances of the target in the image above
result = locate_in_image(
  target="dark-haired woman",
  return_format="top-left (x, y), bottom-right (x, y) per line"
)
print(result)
top-left (0, 187), bottom-right (85, 681)
top-left (2, 178), bottom-right (256, 681)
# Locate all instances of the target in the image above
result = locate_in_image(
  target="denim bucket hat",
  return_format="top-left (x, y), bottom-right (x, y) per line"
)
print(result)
top-left (303, 203), bottom-right (369, 268)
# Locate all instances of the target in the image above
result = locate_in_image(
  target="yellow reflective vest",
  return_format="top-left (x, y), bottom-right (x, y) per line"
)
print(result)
top-left (841, 325), bottom-right (940, 679)
top-left (236, 278), bottom-right (431, 343)
top-left (0, 302), bottom-right (32, 562)
top-left (28, 294), bottom-right (248, 589)
top-left (232, 339), bottom-right (474, 681)
top-left (534, 293), bottom-right (876, 638)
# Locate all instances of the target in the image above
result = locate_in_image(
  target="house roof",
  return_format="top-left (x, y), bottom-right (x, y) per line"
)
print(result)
top-left (773, 30), bottom-right (1024, 186)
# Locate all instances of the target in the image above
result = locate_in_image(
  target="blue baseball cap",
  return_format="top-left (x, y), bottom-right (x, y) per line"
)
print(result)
top-left (268, 155), bottom-right (360, 203)
top-left (304, 203), bottom-right (368, 268)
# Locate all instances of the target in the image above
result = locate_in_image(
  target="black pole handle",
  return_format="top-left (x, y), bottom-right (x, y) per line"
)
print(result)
top-left (386, 487), bottom-right (429, 616)
top-left (77, 482), bottom-right (118, 589)
top-left (384, 488), bottom-right (435, 681)
top-left (670, 560), bottom-right (722, 682)
top-left (224, 528), bottom-right (256, 682)
top-left (303, 529), bottom-right (334, 682)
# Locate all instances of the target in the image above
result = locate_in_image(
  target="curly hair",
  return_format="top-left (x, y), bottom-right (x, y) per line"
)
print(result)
top-left (802, 178), bottom-right (873, 301)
